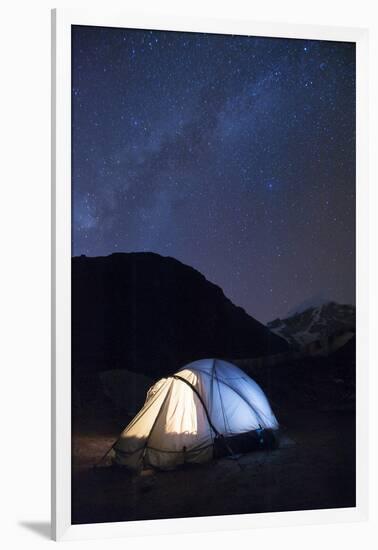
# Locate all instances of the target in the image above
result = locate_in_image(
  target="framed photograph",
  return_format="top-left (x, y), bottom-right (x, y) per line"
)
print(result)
top-left (52, 8), bottom-right (369, 541)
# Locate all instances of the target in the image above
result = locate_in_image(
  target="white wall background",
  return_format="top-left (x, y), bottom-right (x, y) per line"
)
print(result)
top-left (0, 0), bottom-right (377, 548)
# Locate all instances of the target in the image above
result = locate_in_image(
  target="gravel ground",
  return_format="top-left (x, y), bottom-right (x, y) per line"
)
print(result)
top-left (72, 408), bottom-right (355, 524)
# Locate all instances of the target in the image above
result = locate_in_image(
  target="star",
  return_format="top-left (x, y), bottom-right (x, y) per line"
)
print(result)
top-left (72, 26), bottom-right (356, 322)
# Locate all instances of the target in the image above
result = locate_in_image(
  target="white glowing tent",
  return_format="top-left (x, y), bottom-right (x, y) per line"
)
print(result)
top-left (111, 358), bottom-right (278, 470)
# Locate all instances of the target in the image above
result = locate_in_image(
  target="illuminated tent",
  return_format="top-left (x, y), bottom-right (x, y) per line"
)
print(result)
top-left (110, 358), bottom-right (278, 470)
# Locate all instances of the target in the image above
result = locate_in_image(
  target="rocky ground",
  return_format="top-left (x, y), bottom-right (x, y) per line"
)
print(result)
top-left (72, 405), bottom-right (355, 524)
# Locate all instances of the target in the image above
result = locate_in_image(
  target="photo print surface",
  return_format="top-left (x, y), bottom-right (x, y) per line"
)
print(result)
top-left (71, 25), bottom-right (356, 524)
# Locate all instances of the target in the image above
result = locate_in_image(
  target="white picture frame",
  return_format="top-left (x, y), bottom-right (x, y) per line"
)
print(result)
top-left (51, 8), bottom-right (369, 541)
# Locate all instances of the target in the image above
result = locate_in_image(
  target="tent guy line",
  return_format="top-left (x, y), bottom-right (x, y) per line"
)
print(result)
top-left (100, 358), bottom-right (279, 471)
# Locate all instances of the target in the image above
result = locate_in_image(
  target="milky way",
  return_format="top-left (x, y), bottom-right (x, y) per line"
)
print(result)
top-left (72, 26), bottom-right (355, 323)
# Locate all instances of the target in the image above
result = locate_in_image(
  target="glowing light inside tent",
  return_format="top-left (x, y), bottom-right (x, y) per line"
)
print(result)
top-left (113, 358), bottom-right (278, 470)
top-left (163, 374), bottom-right (198, 436)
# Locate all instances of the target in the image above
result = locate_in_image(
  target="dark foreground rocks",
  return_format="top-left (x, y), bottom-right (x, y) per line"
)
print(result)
top-left (72, 408), bottom-right (355, 524)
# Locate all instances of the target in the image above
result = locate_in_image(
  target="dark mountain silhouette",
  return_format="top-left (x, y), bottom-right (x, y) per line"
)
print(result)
top-left (72, 252), bottom-right (288, 378)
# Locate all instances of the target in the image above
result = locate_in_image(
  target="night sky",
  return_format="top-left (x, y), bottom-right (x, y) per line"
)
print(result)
top-left (72, 26), bottom-right (355, 323)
